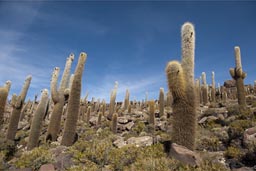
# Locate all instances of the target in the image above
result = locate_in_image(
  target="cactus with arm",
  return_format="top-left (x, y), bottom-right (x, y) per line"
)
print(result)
top-left (229, 46), bottom-right (247, 109)
top-left (165, 22), bottom-right (196, 150)
top-left (61, 52), bottom-right (87, 146)
top-left (6, 75), bottom-right (32, 140)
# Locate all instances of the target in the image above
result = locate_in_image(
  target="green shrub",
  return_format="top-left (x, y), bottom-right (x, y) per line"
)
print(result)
top-left (225, 146), bottom-right (243, 159)
top-left (228, 119), bottom-right (253, 139)
top-left (14, 146), bottom-right (54, 170)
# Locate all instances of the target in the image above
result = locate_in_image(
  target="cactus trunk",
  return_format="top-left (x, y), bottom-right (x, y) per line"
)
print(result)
top-left (61, 52), bottom-right (87, 146)
top-left (27, 89), bottom-right (49, 150)
top-left (6, 75), bottom-right (32, 140)
top-left (165, 22), bottom-right (196, 150)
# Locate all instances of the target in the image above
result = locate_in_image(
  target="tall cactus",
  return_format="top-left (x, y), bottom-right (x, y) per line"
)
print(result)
top-left (6, 75), bottom-right (32, 140)
top-left (165, 22), bottom-right (196, 150)
top-left (201, 72), bottom-right (208, 105)
top-left (148, 100), bottom-right (155, 133)
top-left (112, 113), bottom-right (118, 134)
top-left (0, 87), bottom-right (8, 126)
top-left (159, 88), bottom-right (164, 117)
top-left (195, 79), bottom-right (200, 108)
top-left (61, 52), bottom-right (87, 146)
top-left (107, 82), bottom-right (118, 120)
top-left (46, 54), bottom-right (74, 142)
top-left (229, 46), bottom-right (247, 109)
top-left (254, 81), bottom-right (256, 95)
top-left (4, 80), bottom-right (11, 93)
top-left (211, 71), bottom-right (216, 103)
top-left (124, 89), bottom-right (130, 111)
top-left (27, 89), bottom-right (49, 150)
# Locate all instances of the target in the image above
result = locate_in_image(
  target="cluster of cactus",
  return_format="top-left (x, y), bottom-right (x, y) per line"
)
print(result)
top-left (61, 52), bottom-right (87, 146)
top-left (165, 22), bottom-right (196, 150)
top-left (46, 54), bottom-right (74, 142)
top-left (229, 46), bottom-right (247, 109)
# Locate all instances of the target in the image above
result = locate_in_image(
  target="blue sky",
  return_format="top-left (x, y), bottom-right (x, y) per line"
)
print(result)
top-left (0, 1), bottom-right (256, 102)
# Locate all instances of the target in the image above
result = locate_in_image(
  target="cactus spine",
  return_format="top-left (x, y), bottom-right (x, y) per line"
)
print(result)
top-left (159, 88), bottom-right (164, 117)
top-left (46, 54), bottom-right (74, 142)
top-left (165, 22), bottom-right (196, 150)
top-left (211, 71), bottom-right (216, 103)
top-left (229, 46), bottom-right (247, 109)
top-left (27, 89), bottom-right (49, 150)
top-left (6, 75), bottom-right (32, 140)
top-left (0, 87), bottom-right (8, 126)
top-left (61, 52), bottom-right (87, 146)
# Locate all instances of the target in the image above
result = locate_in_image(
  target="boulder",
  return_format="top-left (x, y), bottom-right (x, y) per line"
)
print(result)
top-left (127, 136), bottom-right (153, 147)
top-left (39, 164), bottom-right (55, 171)
top-left (169, 143), bottom-right (202, 166)
top-left (243, 126), bottom-right (256, 148)
top-left (118, 117), bottom-right (129, 124)
top-left (224, 80), bottom-right (236, 88)
top-left (113, 137), bottom-right (127, 148)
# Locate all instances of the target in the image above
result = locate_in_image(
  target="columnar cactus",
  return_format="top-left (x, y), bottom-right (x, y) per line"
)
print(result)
top-left (102, 99), bottom-right (106, 116)
top-left (166, 91), bottom-right (173, 108)
top-left (229, 46), bottom-right (247, 109)
top-left (211, 71), bottom-right (216, 103)
top-left (0, 87), bottom-right (8, 126)
top-left (254, 81), bottom-right (256, 95)
top-left (195, 79), bottom-right (200, 108)
top-left (4, 80), bottom-right (11, 93)
top-left (46, 53), bottom-right (74, 142)
top-left (201, 72), bottom-right (208, 105)
top-left (19, 100), bottom-right (32, 121)
top-left (112, 113), bottom-right (118, 134)
top-left (128, 104), bottom-right (131, 114)
top-left (124, 89), bottom-right (130, 111)
top-left (6, 75), bottom-right (32, 140)
top-left (148, 100), bottom-right (155, 125)
top-left (108, 82), bottom-right (118, 120)
top-left (27, 89), bottom-right (49, 150)
top-left (97, 112), bottom-right (102, 127)
top-left (86, 106), bottom-right (91, 124)
top-left (159, 88), bottom-right (164, 117)
top-left (165, 22), bottom-right (196, 150)
top-left (61, 52), bottom-right (87, 146)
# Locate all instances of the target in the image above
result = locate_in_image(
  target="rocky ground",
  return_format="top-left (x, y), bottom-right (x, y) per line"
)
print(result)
top-left (1, 97), bottom-right (256, 171)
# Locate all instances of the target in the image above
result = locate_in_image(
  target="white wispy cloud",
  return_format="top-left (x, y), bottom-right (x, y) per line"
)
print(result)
top-left (84, 73), bottom-right (167, 102)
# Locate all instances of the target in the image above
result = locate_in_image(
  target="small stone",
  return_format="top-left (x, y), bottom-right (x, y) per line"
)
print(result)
top-left (198, 117), bottom-right (208, 124)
